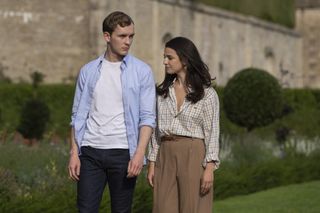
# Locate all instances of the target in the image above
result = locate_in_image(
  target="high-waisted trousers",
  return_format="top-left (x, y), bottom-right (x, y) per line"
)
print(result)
top-left (153, 136), bottom-right (213, 213)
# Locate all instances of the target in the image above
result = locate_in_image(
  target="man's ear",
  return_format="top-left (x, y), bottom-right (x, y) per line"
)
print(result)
top-left (103, 32), bottom-right (111, 43)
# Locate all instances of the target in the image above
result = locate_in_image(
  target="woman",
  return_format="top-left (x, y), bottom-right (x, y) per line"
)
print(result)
top-left (147, 37), bottom-right (220, 213)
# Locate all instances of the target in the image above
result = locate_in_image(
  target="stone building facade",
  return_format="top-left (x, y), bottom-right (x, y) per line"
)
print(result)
top-left (0, 0), bottom-right (305, 88)
top-left (0, 0), bottom-right (91, 83)
top-left (296, 0), bottom-right (320, 88)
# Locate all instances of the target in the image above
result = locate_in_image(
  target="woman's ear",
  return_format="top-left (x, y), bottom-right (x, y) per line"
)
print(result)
top-left (182, 61), bottom-right (187, 69)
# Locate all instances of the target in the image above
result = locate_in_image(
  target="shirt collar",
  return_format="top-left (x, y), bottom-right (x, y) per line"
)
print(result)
top-left (122, 54), bottom-right (130, 67)
top-left (99, 52), bottom-right (130, 68)
top-left (98, 54), bottom-right (105, 64)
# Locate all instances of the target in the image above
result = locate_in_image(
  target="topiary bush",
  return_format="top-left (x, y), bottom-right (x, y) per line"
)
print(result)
top-left (223, 68), bottom-right (283, 131)
top-left (17, 99), bottom-right (50, 141)
top-left (16, 71), bottom-right (51, 142)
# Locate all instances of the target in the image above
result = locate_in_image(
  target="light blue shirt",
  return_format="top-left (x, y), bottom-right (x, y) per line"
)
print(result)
top-left (70, 53), bottom-right (156, 158)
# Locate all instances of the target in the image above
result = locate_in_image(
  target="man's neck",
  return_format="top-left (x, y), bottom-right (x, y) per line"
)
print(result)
top-left (105, 49), bottom-right (125, 62)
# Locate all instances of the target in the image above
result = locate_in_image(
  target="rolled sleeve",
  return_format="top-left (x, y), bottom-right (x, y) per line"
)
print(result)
top-left (139, 67), bottom-right (156, 129)
top-left (70, 68), bottom-right (86, 127)
top-left (147, 129), bottom-right (160, 162)
top-left (202, 88), bottom-right (220, 168)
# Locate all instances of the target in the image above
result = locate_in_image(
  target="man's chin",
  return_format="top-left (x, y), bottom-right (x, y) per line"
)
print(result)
top-left (111, 50), bottom-right (129, 59)
top-left (120, 50), bottom-right (129, 55)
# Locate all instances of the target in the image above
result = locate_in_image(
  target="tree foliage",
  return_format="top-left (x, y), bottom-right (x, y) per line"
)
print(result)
top-left (223, 68), bottom-right (283, 131)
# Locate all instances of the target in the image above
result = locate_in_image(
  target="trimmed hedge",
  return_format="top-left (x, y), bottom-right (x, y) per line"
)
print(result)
top-left (0, 84), bottom-right (320, 140)
top-left (0, 84), bottom-right (33, 132)
top-left (311, 89), bottom-right (320, 109)
top-left (278, 89), bottom-right (320, 138)
top-left (0, 84), bottom-right (74, 139)
top-left (214, 149), bottom-right (320, 199)
top-left (218, 86), bottom-right (320, 138)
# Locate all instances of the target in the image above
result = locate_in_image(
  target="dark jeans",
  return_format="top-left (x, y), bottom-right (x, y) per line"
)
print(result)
top-left (77, 146), bottom-right (136, 213)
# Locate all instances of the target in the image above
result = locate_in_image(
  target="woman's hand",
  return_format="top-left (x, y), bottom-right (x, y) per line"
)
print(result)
top-left (147, 162), bottom-right (155, 188)
top-left (200, 162), bottom-right (215, 195)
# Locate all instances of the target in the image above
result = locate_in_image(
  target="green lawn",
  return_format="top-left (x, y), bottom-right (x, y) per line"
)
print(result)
top-left (214, 181), bottom-right (320, 213)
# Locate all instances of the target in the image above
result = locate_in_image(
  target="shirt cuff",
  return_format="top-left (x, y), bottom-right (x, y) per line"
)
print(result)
top-left (147, 152), bottom-right (157, 162)
top-left (204, 155), bottom-right (220, 169)
top-left (139, 118), bottom-right (156, 129)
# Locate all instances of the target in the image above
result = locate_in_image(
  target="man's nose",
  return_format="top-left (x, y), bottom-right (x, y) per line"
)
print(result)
top-left (125, 37), bottom-right (131, 45)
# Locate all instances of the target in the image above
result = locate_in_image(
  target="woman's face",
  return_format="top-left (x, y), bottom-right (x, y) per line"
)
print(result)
top-left (163, 47), bottom-right (186, 75)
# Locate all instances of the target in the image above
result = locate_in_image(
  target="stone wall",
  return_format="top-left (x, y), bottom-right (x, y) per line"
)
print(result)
top-left (0, 0), bottom-right (304, 88)
top-left (296, 0), bottom-right (320, 8)
top-left (99, 0), bottom-right (303, 87)
top-left (296, 6), bottom-right (320, 88)
top-left (0, 0), bottom-right (91, 83)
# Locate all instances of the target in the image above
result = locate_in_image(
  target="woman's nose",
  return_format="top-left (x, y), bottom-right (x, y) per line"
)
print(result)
top-left (163, 58), bottom-right (168, 65)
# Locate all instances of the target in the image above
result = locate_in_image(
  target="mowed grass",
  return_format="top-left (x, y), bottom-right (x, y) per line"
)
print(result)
top-left (214, 181), bottom-right (320, 213)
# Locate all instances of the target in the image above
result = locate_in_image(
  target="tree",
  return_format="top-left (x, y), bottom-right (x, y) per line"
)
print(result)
top-left (223, 68), bottom-right (283, 131)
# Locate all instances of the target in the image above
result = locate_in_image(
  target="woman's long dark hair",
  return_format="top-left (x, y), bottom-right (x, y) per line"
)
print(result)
top-left (157, 37), bottom-right (213, 104)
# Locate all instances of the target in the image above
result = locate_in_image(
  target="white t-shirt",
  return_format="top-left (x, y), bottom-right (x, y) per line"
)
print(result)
top-left (82, 59), bottom-right (128, 149)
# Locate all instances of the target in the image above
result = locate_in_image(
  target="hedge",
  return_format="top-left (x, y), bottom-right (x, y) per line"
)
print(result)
top-left (0, 84), bottom-right (320, 140)
top-left (0, 84), bottom-right (74, 140)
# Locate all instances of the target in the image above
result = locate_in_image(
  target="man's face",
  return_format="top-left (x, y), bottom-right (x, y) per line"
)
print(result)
top-left (104, 24), bottom-right (135, 60)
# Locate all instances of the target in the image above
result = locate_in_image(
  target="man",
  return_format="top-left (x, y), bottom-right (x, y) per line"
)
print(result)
top-left (68, 11), bottom-right (156, 213)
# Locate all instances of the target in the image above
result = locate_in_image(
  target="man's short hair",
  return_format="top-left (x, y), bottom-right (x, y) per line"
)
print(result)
top-left (102, 11), bottom-right (134, 34)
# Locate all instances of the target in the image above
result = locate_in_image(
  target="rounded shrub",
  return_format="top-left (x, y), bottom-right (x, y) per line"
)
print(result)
top-left (223, 68), bottom-right (283, 131)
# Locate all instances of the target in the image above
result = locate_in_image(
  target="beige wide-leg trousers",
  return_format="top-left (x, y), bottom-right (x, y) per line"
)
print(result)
top-left (153, 136), bottom-right (213, 213)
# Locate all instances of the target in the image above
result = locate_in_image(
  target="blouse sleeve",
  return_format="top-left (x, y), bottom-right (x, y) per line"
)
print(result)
top-left (202, 88), bottom-right (220, 168)
top-left (147, 128), bottom-right (160, 162)
top-left (147, 96), bottom-right (160, 162)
